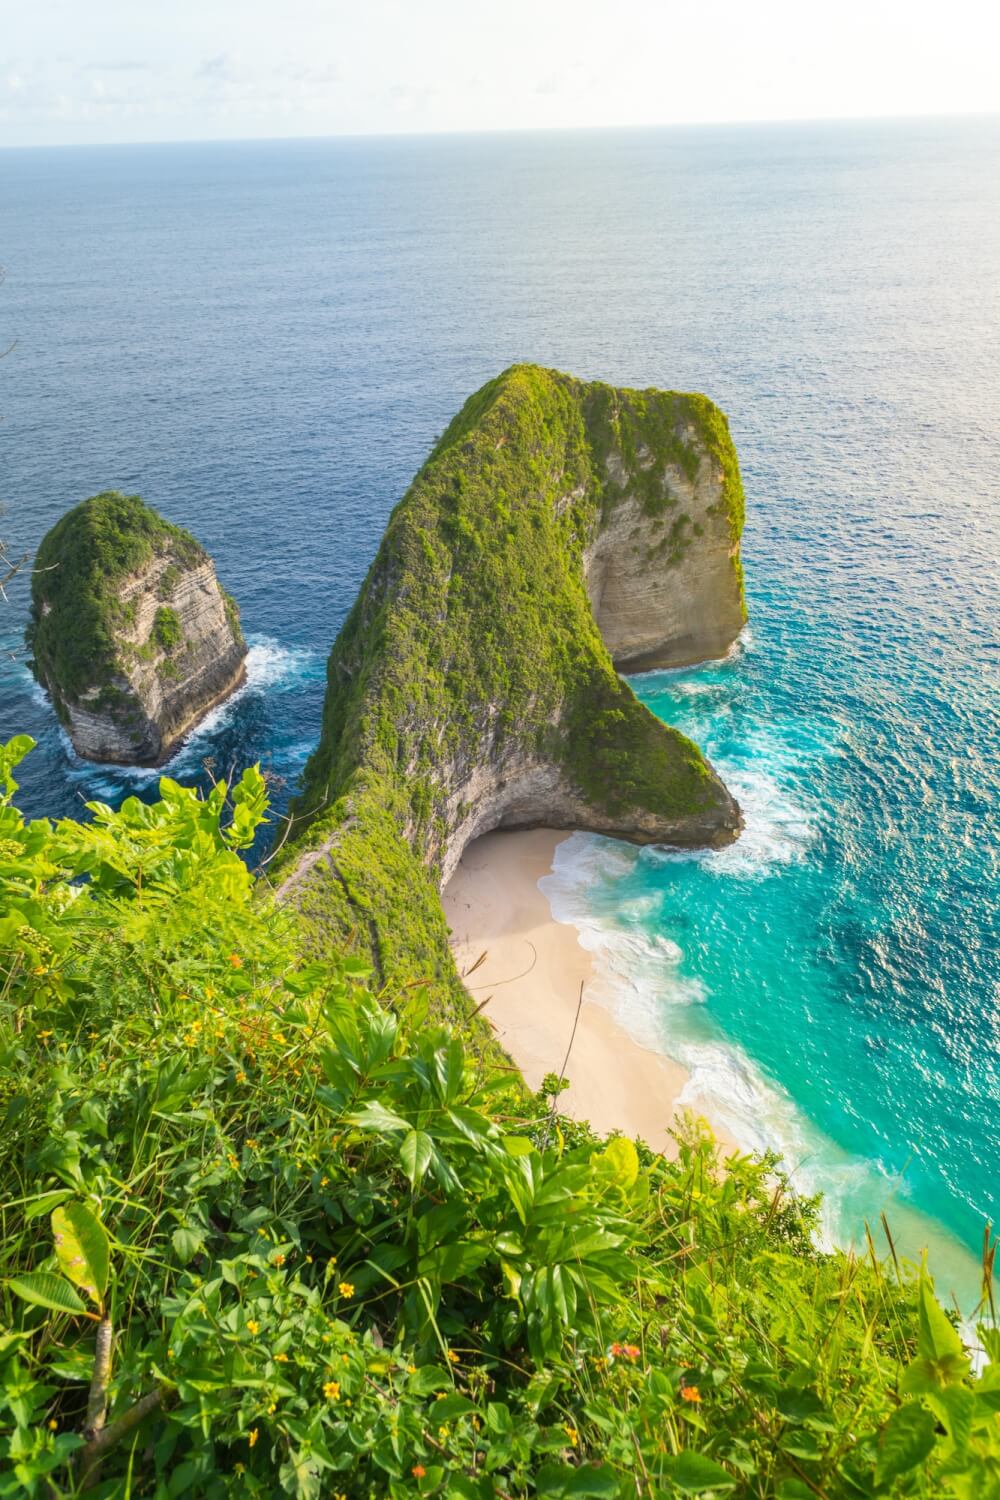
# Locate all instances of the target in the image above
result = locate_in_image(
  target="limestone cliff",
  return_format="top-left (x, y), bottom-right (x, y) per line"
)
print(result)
top-left (28, 492), bottom-right (246, 765)
top-left (278, 365), bottom-right (747, 1004)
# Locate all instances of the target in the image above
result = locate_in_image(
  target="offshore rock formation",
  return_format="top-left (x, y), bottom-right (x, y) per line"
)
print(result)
top-left (28, 492), bottom-right (246, 765)
top-left (278, 365), bottom-right (747, 1003)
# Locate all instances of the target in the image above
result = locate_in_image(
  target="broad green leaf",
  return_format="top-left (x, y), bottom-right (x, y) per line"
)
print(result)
top-left (7, 1272), bottom-right (87, 1316)
top-left (916, 1276), bottom-right (967, 1373)
top-left (348, 1101), bottom-right (412, 1135)
top-left (535, 1461), bottom-right (619, 1497)
top-left (563, 1466), bottom-right (620, 1498)
top-left (51, 1201), bottom-right (110, 1303)
top-left (172, 1226), bottom-right (204, 1264)
top-left (876, 1403), bottom-right (937, 1484)
top-left (23, 1190), bottom-right (72, 1222)
top-left (926, 1384), bottom-right (976, 1450)
top-left (503, 1136), bottom-right (535, 1157)
top-left (400, 1129), bottom-right (433, 1189)
top-left (601, 1136), bottom-right (639, 1189)
top-left (666, 1451), bottom-right (737, 1493)
top-left (432, 1394), bottom-right (476, 1421)
top-left (407, 1366), bottom-right (452, 1396)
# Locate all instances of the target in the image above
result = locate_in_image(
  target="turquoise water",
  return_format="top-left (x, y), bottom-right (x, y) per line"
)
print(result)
top-left (1, 119), bottom-right (998, 1293)
top-left (543, 606), bottom-right (997, 1303)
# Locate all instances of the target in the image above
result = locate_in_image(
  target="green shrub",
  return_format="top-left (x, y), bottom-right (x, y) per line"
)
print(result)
top-left (1, 736), bottom-right (998, 1496)
top-left (26, 492), bottom-right (205, 706)
top-left (152, 606), bottom-right (183, 653)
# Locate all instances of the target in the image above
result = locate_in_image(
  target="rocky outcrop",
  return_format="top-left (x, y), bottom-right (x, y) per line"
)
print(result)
top-left (28, 492), bottom-right (246, 766)
top-left (277, 365), bottom-right (747, 998)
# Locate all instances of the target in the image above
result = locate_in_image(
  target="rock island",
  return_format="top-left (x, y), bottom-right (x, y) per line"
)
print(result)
top-left (28, 491), bottom-right (246, 765)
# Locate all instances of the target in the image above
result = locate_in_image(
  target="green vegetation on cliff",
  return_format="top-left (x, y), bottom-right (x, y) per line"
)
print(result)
top-left (2, 738), bottom-right (999, 1498)
top-left (280, 366), bottom-right (744, 995)
top-left (27, 492), bottom-right (206, 708)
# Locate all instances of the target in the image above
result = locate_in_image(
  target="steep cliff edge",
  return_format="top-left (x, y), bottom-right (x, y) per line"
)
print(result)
top-left (277, 365), bottom-right (747, 1002)
top-left (27, 492), bottom-right (247, 765)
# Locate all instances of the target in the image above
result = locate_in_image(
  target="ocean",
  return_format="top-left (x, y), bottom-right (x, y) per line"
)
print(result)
top-left (1, 119), bottom-right (998, 1303)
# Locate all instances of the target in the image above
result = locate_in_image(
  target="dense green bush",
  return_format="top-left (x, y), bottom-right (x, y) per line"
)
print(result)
top-left (26, 493), bottom-right (205, 707)
top-left (2, 736), bottom-right (999, 1497)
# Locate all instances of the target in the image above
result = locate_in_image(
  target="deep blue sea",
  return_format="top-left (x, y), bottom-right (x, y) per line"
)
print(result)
top-left (1, 120), bottom-right (998, 1306)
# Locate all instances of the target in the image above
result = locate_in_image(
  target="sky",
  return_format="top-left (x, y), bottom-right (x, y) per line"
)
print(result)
top-left (2, 0), bottom-right (999, 148)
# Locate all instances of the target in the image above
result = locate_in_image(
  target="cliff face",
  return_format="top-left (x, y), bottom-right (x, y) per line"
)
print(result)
top-left (278, 366), bottom-right (747, 1003)
top-left (28, 492), bottom-right (246, 766)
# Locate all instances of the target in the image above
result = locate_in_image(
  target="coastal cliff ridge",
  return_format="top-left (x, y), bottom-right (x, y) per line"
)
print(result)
top-left (278, 364), bottom-right (747, 1003)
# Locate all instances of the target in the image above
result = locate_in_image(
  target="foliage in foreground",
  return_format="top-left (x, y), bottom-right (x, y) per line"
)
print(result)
top-left (1, 736), bottom-right (999, 1498)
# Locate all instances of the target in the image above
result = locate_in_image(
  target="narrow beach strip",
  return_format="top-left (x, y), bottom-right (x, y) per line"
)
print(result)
top-left (442, 828), bottom-right (734, 1157)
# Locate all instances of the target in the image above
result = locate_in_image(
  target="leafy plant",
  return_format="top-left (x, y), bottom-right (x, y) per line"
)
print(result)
top-left (1, 736), bottom-right (997, 1496)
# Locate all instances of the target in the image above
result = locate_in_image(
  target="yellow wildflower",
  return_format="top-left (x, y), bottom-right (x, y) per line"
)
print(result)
top-left (338, 1281), bottom-right (354, 1298)
top-left (446, 1349), bottom-right (460, 1364)
top-left (246, 1320), bottom-right (260, 1335)
top-left (248, 1428), bottom-right (259, 1448)
top-left (563, 1425), bottom-right (579, 1447)
top-left (48, 1418), bottom-right (58, 1431)
top-left (275, 1353), bottom-right (289, 1363)
top-left (323, 1380), bottom-right (341, 1400)
top-left (38, 1030), bottom-right (53, 1040)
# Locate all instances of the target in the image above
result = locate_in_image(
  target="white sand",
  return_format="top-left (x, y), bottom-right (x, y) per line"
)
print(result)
top-left (442, 828), bottom-right (731, 1157)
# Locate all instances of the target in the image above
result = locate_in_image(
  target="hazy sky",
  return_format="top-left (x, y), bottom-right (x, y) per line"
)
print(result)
top-left (3, 0), bottom-right (998, 148)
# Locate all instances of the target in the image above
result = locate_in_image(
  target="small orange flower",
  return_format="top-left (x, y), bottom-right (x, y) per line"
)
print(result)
top-left (229, 953), bottom-right (243, 968)
top-left (446, 1349), bottom-right (460, 1364)
top-left (681, 1385), bottom-right (702, 1403)
top-left (412, 1465), bottom-right (426, 1479)
top-left (273, 1253), bottom-right (286, 1266)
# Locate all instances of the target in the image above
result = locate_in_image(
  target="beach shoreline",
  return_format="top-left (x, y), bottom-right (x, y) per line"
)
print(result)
top-left (442, 827), bottom-right (734, 1157)
top-left (443, 828), bottom-right (986, 1315)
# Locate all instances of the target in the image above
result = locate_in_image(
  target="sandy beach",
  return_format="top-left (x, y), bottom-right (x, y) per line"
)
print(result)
top-left (442, 828), bottom-right (730, 1156)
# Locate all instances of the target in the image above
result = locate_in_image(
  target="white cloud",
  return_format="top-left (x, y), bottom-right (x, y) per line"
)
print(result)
top-left (0, 0), bottom-right (998, 147)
